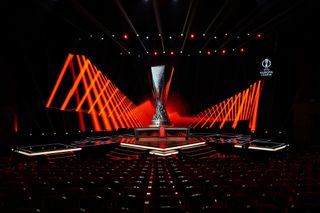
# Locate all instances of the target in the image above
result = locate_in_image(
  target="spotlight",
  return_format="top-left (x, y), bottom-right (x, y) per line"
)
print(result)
top-left (256, 33), bottom-right (262, 38)
top-left (112, 34), bottom-right (115, 37)
top-left (214, 36), bottom-right (217, 39)
top-left (153, 51), bottom-right (158, 56)
top-left (158, 33), bottom-right (161, 37)
top-left (180, 51), bottom-right (183, 54)
top-left (169, 36), bottom-right (172, 39)
top-left (170, 51), bottom-right (174, 56)
top-left (207, 50), bottom-right (211, 55)
top-left (202, 33), bottom-right (206, 37)
top-left (189, 33), bottom-right (195, 39)
top-left (29, 133), bottom-right (32, 136)
top-left (180, 33), bottom-right (183, 36)
top-left (240, 48), bottom-right (245, 53)
top-left (163, 51), bottom-right (166, 54)
top-left (136, 34), bottom-right (139, 37)
top-left (146, 36), bottom-right (149, 39)
top-left (123, 34), bottom-right (128, 40)
top-left (221, 49), bottom-right (226, 55)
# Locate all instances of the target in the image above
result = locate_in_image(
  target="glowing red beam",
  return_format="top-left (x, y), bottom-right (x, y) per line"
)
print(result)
top-left (76, 55), bottom-right (102, 131)
top-left (220, 94), bottom-right (240, 129)
top-left (46, 53), bottom-right (74, 108)
top-left (61, 56), bottom-right (90, 110)
top-left (70, 59), bottom-right (86, 132)
top-left (85, 60), bottom-right (113, 131)
top-left (99, 75), bottom-right (120, 130)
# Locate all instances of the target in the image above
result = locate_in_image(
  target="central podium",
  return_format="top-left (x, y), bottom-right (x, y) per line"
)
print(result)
top-left (119, 65), bottom-right (206, 156)
top-left (120, 126), bottom-right (205, 156)
top-left (134, 126), bottom-right (190, 141)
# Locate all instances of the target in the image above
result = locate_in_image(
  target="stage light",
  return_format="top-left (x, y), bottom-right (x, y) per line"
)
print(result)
top-left (214, 50), bottom-right (217, 53)
top-left (136, 34), bottom-right (139, 37)
top-left (101, 37), bottom-right (104, 40)
top-left (159, 33), bottom-right (161, 37)
top-left (214, 36), bottom-right (217, 39)
top-left (53, 132), bottom-right (56, 135)
top-left (203, 33), bottom-right (206, 37)
top-left (180, 51), bottom-right (183, 54)
top-left (123, 34), bottom-right (128, 39)
top-left (256, 33), bottom-right (262, 38)
top-left (207, 50), bottom-right (211, 55)
top-left (224, 33), bottom-right (228, 37)
top-left (127, 51), bottom-right (131, 54)
top-left (66, 132), bottom-right (69, 135)
top-left (180, 33), bottom-right (183, 36)
top-left (169, 36), bottom-right (172, 39)
top-left (78, 130), bottom-right (81, 133)
top-left (29, 133), bottom-right (32, 136)
top-left (265, 130), bottom-right (268, 134)
top-left (237, 36), bottom-right (240, 39)
top-left (42, 133), bottom-right (44, 136)
top-left (112, 34), bottom-right (115, 37)
top-left (232, 48), bottom-right (235, 52)
top-left (146, 36), bottom-right (149, 39)
top-left (240, 48), bottom-right (245, 53)
top-left (247, 33), bottom-right (250, 36)
top-left (163, 51), bottom-right (166, 54)
top-left (189, 33), bottom-right (195, 39)
top-left (170, 51), bottom-right (175, 56)
top-left (153, 51), bottom-right (158, 56)
top-left (199, 50), bottom-right (202, 53)
top-left (90, 34), bottom-right (93, 38)
top-left (221, 49), bottom-right (226, 54)
top-left (146, 51), bottom-right (149, 54)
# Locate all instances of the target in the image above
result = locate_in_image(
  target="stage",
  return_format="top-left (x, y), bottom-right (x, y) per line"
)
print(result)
top-left (12, 128), bottom-right (289, 158)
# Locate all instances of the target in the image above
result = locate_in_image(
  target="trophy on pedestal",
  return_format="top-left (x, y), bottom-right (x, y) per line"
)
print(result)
top-left (150, 65), bottom-right (174, 127)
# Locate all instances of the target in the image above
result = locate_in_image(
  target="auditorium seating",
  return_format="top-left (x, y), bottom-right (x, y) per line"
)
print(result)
top-left (1, 146), bottom-right (320, 212)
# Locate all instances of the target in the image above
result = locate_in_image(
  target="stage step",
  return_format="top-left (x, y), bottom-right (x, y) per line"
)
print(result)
top-left (106, 146), bottom-right (148, 160)
top-left (45, 152), bottom-right (77, 161)
top-left (180, 145), bottom-right (212, 154)
top-left (180, 144), bottom-right (220, 159)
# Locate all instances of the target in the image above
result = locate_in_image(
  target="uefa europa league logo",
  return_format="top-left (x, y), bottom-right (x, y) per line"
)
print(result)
top-left (150, 65), bottom-right (174, 127)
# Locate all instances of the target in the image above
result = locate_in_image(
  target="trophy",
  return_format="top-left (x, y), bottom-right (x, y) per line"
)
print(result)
top-left (150, 65), bottom-right (174, 127)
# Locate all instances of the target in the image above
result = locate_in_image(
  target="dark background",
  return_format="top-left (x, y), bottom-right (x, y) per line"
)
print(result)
top-left (1, 0), bottom-right (319, 147)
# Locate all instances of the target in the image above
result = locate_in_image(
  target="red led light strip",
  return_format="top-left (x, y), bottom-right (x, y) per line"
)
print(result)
top-left (46, 54), bottom-right (146, 131)
top-left (189, 80), bottom-right (263, 132)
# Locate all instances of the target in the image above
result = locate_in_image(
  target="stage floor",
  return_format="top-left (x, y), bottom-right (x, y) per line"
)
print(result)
top-left (12, 132), bottom-right (289, 157)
